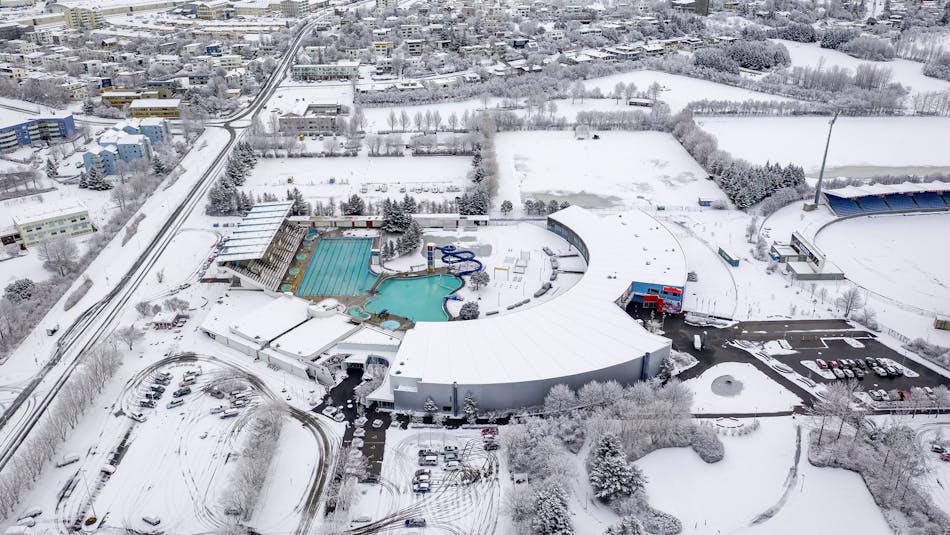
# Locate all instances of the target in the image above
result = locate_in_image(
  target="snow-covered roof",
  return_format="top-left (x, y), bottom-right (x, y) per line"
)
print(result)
top-left (269, 315), bottom-right (359, 360)
top-left (128, 98), bottom-right (181, 109)
top-left (388, 206), bottom-right (685, 387)
top-left (823, 180), bottom-right (950, 199)
top-left (229, 294), bottom-right (310, 345)
top-left (216, 201), bottom-right (293, 262)
top-left (10, 200), bottom-right (88, 226)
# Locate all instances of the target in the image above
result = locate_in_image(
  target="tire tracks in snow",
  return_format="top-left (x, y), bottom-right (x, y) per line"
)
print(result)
top-left (749, 424), bottom-right (802, 526)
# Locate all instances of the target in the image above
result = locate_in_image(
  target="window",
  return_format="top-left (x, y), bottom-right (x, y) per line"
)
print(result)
top-left (647, 288), bottom-right (659, 295)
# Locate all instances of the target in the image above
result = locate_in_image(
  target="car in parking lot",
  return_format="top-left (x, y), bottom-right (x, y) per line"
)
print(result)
top-left (444, 460), bottom-right (460, 471)
top-left (484, 441), bottom-right (500, 451)
top-left (371, 418), bottom-right (384, 429)
top-left (405, 518), bottom-right (426, 527)
top-left (353, 428), bottom-right (366, 438)
top-left (444, 445), bottom-right (459, 454)
top-left (153, 377), bottom-right (170, 386)
top-left (419, 455), bottom-right (438, 466)
top-left (149, 385), bottom-right (165, 393)
top-left (138, 399), bottom-right (155, 408)
top-left (413, 482), bottom-right (431, 493)
top-left (832, 368), bottom-right (845, 379)
top-left (853, 368), bottom-right (865, 379)
top-left (868, 390), bottom-right (884, 401)
top-left (885, 366), bottom-right (901, 377)
top-left (931, 444), bottom-right (946, 453)
top-left (210, 406), bottom-right (225, 415)
top-left (444, 452), bottom-right (460, 462)
top-left (129, 411), bottom-right (147, 422)
top-left (321, 406), bottom-right (337, 417)
top-left (873, 366), bottom-right (888, 377)
top-left (173, 387), bottom-right (191, 398)
top-left (167, 399), bottom-right (184, 409)
top-left (855, 359), bottom-right (868, 370)
top-left (941, 453), bottom-right (950, 462)
top-left (360, 474), bottom-right (380, 484)
top-left (815, 358), bottom-right (827, 369)
top-left (333, 412), bottom-right (345, 422)
top-left (418, 449), bottom-right (438, 457)
top-left (414, 472), bottom-right (431, 483)
top-left (828, 360), bottom-right (839, 369)
top-left (843, 369), bottom-right (855, 379)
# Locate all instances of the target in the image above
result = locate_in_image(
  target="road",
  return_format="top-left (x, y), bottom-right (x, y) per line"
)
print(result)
top-left (0, 2), bottom-right (352, 475)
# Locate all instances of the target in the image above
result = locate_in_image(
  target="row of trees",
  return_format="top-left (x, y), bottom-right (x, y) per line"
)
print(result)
top-left (220, 404), bottom-right (284, 521)
top-left (0, 343), bottom-right (122, 517)
top-left (206, 142), bottom-right (258, 216)
top-left (694, 40), bottom-right (791, 73)
top-left (670, 111), bottom-right (806, 209)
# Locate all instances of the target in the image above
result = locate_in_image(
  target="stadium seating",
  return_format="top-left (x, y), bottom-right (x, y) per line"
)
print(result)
top-left (913, 192), bottom-right (948, 209)
top-left (883, 194), bottom-right (917, 210)
top-left (855, 196), bottom-right (890, 212)
top-left (825, 195), bottom-right (863, 216)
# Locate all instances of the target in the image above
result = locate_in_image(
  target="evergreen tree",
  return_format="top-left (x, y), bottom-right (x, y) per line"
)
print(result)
top-left (547, 199), bottom-right (561, 214)
top-left (86, 165), bottom-right (112, 191)
top-left (401, 193), bottom-right (417, 214)
top-left (225, 156), bottom-right (247, 186)
top-left (206, 178), bottom-right (236, 215)
top-left (341, 194), bottom-right (365, 215)
top-left (151, 155), bottom-right (168, 176)
top-left (45, 158), bottom-right (58, 178)
top-left (239, 190), bottom-right (254, 212)
top-left (532, 485), bottom-right (574, 535)
top-left (82, 98), bottom-right (95, 114)
top-left (78, 170), bottom-right (89, 189)
top-left (500, 200), bottom-right (513, 215)
top-left (287, 187), bottom-right (309, 216)
top-left (589, 433), bottom-right (645, 502)
top-left (459, 301), bottom-right (479, 320)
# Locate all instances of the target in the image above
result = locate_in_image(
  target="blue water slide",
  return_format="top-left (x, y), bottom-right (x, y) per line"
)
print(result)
top-left (435, 245), bottom-right (483, 276)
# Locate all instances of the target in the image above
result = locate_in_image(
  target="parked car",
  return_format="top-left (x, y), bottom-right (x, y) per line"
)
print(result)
top-left (868, 390), bottom-right (883, 401)
top-left (173, 387), bottom-right (191, 398)
top-left (149, 385), bottom-right (165, 393)
top-left (873, 366), bottom-right (888, 377)
top-left (865, 357), bottom-right (878, 367)
top-left (444, 452), bottom-right (460, 462)
top-left (886, 366), bottom-right (902, 377)
top-left (924, 387), bottom-right (936, 399)
top-left (414, 473), bottom-right (431, 484)
top-left (221, 409), bottom-right (240, 418)
top-left (415, 469), bottom-right (431, 477)
top-left (444, 460), bottom-right (460, 471)
top-left (853, 368), bottom-right (865, 379)
top-left (413, 482), bottom-right (431, 493)
top-left (129, 411), bottom-right (147, 422)
top-left (815, 358), bottom-right (827, 369)
top-left (371, 418), bottom-right (384, 429)
top-left (167, 399), bottom-right (184, 409)
top-left (941, 453), bottom-right (950, 462)
top-left (843, 369), bottom-right (855, 379)
top-left (931, 444), bottom-right (946, 453)
top-left (56, 453), bottom-right (80, 467)
top-left (210, 406), bottom-right (225, 415)
top-left (405, 518), bottom-right (427, 527)
top-left (418, 449), bottom-right (437, 457)
top-left (444, 445), bottom-right (459, 454)
top-left (333, 412), bottom-right (345, 422)
top-left (360, 474), bottom-right (380, 484)
top-left (231, 398), bottom-right (247, 408)
top-left (153, 377), bottom-right (170, 386)
top-left (138, 399), bottom-right (155, 408)
top-left (353, 428), bottom-right (366, 438)
top-left (180, 376), bottom-right (196, 387)
top-left (484, 441), bottom-right (500, 451)
top-left (855, 359), bottom-right (868, 370)
top-left (419, 455), bottom-right (438, 466)
top-left (832, 368), bottom-right (845, 380)
top-left (322, 406), bottom-right (338, 417)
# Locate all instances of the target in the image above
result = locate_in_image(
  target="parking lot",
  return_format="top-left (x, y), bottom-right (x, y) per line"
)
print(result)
top-left (633, 306), bottom-right (950, 410)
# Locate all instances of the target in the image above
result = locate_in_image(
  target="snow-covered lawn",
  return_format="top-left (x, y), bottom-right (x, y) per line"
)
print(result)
top-left (774, 39), bottom-right (950, 96)
top-left (637, 416), bottom-right (891, 535)
top-left (580, 69), bottom-right (797, 112)
top-left (245, 155), bottom-right (471, 207)
top-left (493, 130), bottom-right (726, 215)
top-left (815, 212), bottom-right (950, 315)
top-left (684, 361), bottom-right (802, 414)
top-left (698, 116), bottom-right (950, 175)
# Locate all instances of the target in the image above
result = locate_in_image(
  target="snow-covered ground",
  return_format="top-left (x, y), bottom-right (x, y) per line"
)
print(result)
top-left (698, 116), bottom-right (950, 175)
top-left (774, 39), bottom-right (950, 96)
top-left (244, 154), bottom-right (472, 208)
top-left (815, 212), bottom-right (950, 315)
top-left (580, 69), bottom-right (796, 112)
top-left (684, 361), bottom-right (802, 414)
top-left (637, 416), bottom-right (892, 535)
top-left (494, 130), bottom-right (726, 214)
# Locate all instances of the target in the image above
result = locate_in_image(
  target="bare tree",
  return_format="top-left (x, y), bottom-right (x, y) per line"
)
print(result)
top-left (115, 325), bottom-right (144, 350)
top-left (155, 268), bottom-right (164, 284)
top-left (36, 236), bottom-right (79, 276)
top-left (836, 287), bottom-right (864, 317)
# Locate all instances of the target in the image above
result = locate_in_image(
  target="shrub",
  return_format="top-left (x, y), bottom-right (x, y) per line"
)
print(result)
top-left (777, 22), bottom-right (818, 42)
top-left (840, 36), bottom-right (896, 61)
top-left (820, 27), bottom-right (860, 49)
top-left (690, 425), bottom-right (725, 463)
top-left (693, 47), bottom-right (740, 74)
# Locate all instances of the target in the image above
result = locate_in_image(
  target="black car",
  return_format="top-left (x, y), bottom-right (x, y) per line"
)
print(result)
top-left (149, 385), bottom-right (165, 393)
top-left (855, 359), bottom-right (868, 370)
top-left (865, 357), bottom-right (878, 367)
top-left (853, 368), bottom-right (865, 379)
top-left (173, 387), bottom-right (191, 398)
top-left (139, 399), bottom-right (155, 408)
top-left (360, 474), bottom-right (380, 484)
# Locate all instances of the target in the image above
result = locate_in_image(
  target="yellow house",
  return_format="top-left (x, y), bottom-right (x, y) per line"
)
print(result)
top-left (129, 98), bottom-right (181, 118)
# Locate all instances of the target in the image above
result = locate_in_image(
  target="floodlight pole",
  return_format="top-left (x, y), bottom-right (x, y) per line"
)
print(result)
top-left (813, 110), bottom-right (839, 207)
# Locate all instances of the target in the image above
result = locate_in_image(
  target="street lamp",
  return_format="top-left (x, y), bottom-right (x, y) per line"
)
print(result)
top-left (813, 110), bottom-right (840, 207)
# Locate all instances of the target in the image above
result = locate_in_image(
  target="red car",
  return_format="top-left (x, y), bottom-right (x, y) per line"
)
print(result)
top-left (828, 361), bottom-right (839, 369)
top-left (940, 453), bottom-right (950, 462)
top-left (481, 426), bottom-right (498, 436)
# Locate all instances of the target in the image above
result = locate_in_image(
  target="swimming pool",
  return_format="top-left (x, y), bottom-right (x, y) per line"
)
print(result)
top-left (365, 274), bottom-right (462, 322)
top-left (296, 237), bottom-right (376, 297)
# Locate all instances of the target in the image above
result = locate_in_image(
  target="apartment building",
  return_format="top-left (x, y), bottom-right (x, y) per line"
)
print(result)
top-left (290, 61), bottom-right (359, 81)
top-left (0, 115), bottom-right (76, 153)
top-left (65, 7), bottom-right (105, 29)
top-left (281, 0), bottom-right (310, 17)
top-left (12, 202), bottom-right (94, 246)
top-left (129, 98), bottom-right (182, 118)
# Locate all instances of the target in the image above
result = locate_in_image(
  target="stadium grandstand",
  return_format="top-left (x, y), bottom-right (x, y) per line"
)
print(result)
top-left (214, 201), bottom-right (306, 291)
top-left (822, 181), bottom-right (950, 217)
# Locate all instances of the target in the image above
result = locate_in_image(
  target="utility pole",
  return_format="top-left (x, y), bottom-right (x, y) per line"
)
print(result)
top-left (813, 110), bottom-right (840, 207)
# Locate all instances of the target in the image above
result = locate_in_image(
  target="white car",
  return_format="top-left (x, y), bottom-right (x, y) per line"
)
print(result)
top-left (322, 406), bottom-right (337, 417)
top-left (371, 419), bottom-right (384, 429)
top-left (353, 428), bottom-right (366, 438)
top-left (333, 412), bottom-right (346, 422)
top-left (444, 460), bottom-right (460, 471)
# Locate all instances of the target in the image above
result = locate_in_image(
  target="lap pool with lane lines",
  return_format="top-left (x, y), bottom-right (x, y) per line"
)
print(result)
top-left (295, 237), bottom-right (376, 297)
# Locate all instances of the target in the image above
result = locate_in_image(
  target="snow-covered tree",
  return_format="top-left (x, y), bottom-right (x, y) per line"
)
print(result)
top-left (588, 432), bottom-right (645, 502)
top-left (469, 270), bottom-right (489, 291)
top-left (424, 397), bottom-right (438, 413)
top-left (115, 325), bottom-right (144, 350)
top-left (532, 484), bottom-right (574, 535)
top-left (500, 200), bottom-right (513, 215)
top-left (287, 187), bottom-right (309, 216)
top-left (341, 194), bottom-right (365, 216)
top-left (37, 236), bottom-right (78, 276)
top-left (544, 384), bottom-right (577, 414)
top-left (836, 287), bottom-right (864, 317)
top-left (4, 279), bottom-right (35, 304)
top-left (463, 392), bottom-right (478, 419)
top-left (606, 516), bottom-right (645, 535)
top-left (458, 301), bottom-right (479, 320)
top-left (45, 158), bottom-right (58, 178)
top-left (86, 165), bottom-right (112, 191)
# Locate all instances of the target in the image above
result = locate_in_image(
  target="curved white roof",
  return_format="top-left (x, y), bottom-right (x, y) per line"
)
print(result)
top-left (389, 206), bottom-right (687, 387)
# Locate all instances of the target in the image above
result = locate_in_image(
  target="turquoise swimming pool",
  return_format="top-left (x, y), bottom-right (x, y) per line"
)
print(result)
top-left (296, 237), bottom-right (376, 297)
top-left (365, 274), bottom-right (462, 322)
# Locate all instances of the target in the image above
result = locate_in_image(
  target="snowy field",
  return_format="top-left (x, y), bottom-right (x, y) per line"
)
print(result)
top-left (684, 362), bottom-right (802, 414)
top-left (493, 130), bottom-right (726, 214)
top-left (774, 39), bottom-right (950, 96)
top-left (815, 212), bottom-right (950, 315)
top-left (698, 116), bottom-right (950, 175)
top-left (637, 417), bottom-right (891, 535)
top-left (244, 154), bottom-right (471, 207)
top-left (580, 69), bottom-right (796, 112)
